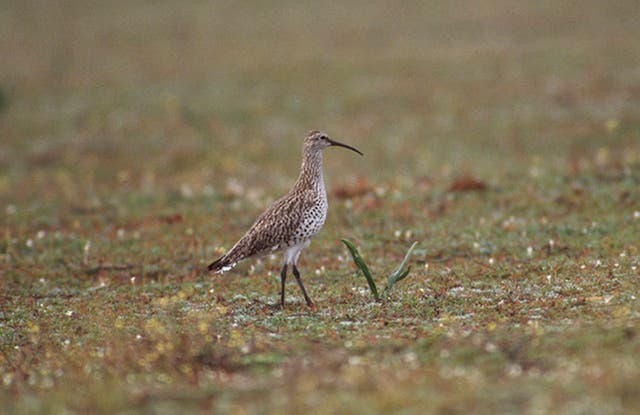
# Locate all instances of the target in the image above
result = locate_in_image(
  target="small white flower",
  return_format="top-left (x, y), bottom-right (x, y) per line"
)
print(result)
top-left (36, 230), bottom-right (46, 239)
top-left (526, 246), bottom-right (533, 257)
top-left (202, 185), bottom-right (215, 196)
top-left (348, 356), bottom-right (363, 365)
top-left (180, 184), bottom-right (194, 198)
top-left (26, 239), bottom-right (33, 248)
top-left (507, 364), bottom-right (522, 377)
top-left (403, 352), bottom-right (418, 363)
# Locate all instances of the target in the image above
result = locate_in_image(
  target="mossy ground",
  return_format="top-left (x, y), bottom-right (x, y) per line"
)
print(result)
top-left (1, 1), bottom-right (640, 413)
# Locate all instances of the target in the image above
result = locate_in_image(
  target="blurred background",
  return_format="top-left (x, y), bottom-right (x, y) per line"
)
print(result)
top-left (3, 4), bottom-right (640, 412)
top-left (1, 0), bottom-right (639, 209)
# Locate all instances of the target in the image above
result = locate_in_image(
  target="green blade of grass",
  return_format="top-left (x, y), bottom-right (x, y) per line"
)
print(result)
top-left (341, 239), bottom-right (379, 301)
top-left (383, 241), bottom-right (418, 295)
top-left (395, 266), bottom-right (411, 283)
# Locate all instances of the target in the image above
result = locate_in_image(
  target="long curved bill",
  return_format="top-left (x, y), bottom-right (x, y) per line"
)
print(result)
top-left (327, 138), bottom-right (364, 156)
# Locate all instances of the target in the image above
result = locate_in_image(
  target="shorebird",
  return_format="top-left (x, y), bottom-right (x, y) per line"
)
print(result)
top-left (207, 130), bottom-right (363, 308)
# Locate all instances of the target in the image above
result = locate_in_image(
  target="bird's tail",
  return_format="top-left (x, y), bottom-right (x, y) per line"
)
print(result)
top-left (207, 256), bottom-right (235, 274)
top-left (207, 247), bottom-right (243, 274)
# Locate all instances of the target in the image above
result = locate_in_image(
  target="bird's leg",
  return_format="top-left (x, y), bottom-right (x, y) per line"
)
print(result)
top-left (292, 265), bottom-right (314, 307)
top-left (280, 264), bottom-right (287, 308)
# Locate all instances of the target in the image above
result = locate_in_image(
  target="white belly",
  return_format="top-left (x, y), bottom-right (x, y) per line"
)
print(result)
top-left (282, 177), bottom-right (328, 265)
top-left (283, 195), bottom-right (327, 264)
top-left (284, 240), bottom-right (311, 265)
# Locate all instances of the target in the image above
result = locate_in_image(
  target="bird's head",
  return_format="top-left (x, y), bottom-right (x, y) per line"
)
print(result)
top-left (304, 130), bottom-right (363, 156)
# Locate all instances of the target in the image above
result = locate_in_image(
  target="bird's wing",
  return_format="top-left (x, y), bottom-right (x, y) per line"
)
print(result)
top-left (218, 192), bottom-right (306, 265)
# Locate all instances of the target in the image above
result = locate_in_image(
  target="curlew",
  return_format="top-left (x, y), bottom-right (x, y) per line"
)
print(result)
top-left (207, 130), bottom-right (363, 308)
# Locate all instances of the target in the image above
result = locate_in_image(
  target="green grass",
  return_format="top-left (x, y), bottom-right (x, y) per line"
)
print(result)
top-left (342, 239), bottom-right (417, 300)
top-left (2, 1), bottom-right (640, 414)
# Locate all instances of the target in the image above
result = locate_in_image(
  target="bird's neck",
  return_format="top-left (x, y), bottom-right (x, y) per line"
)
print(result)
top-left (295, 149), bottom-right (325, 192)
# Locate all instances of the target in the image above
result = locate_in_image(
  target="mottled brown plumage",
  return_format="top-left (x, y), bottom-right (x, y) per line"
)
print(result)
top-left (207, 130), bottom-right (362, 307)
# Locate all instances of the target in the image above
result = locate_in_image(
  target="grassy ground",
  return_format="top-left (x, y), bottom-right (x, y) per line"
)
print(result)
top-left (2, 1), bottom-right (640, 413)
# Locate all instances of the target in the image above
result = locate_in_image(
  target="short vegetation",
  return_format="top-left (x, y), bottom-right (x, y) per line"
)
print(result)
top-left (1, 1), bottom-right (639, 414)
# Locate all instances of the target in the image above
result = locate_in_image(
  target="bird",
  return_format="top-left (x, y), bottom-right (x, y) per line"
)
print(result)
top-left (207, 130), bottom-right (363, 308)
